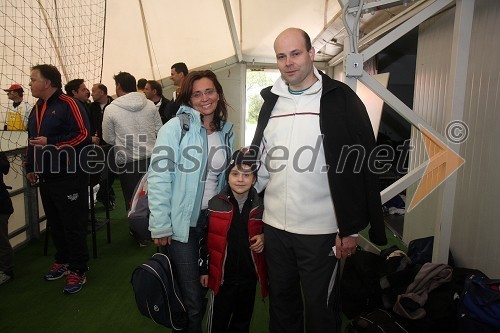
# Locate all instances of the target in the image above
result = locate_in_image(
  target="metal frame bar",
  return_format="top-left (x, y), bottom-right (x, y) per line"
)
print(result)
top-left (222, 0), bottom-right (243, 62)
top-left (381, 163), bottom-right (427, 204)
top-left (335, 0), bottom-right (474, 262)
top-left (358, 71), bottom-right (445, 142)
top-left (138, 0), bottom-right (155, 79)
top-left (363, 0), bottom-right (454, 61)
top-left (433, 0), bottom-right (474, 264)
top-left (37, 0), bottom-right (69, 81)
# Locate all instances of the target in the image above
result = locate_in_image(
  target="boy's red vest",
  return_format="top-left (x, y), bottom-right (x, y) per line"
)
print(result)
top-left (206, 187), bottom-right (268, 297)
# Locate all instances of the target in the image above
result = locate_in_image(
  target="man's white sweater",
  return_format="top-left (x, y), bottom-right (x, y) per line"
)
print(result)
top-left (102, 92), bottom-right (162, 165)
top-left (256, 69), bottom-right (338, 235)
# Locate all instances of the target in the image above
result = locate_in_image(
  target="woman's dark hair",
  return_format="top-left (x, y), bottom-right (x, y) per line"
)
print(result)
top-left (176, 70), bottom-right (229, 132)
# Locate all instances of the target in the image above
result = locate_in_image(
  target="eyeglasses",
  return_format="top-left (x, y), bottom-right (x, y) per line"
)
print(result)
top-left (191, 88), bottom-right (217, 100)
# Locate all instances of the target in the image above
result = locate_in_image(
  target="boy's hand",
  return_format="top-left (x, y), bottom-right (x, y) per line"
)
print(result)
top-left (250, 234), bottom-right (264, 253)
top-left (200, 275), bottom-right (208, 287)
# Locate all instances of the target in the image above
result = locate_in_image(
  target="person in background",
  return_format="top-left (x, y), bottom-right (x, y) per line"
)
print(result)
top-left (199, 150), bottom-right (268, 333)
top-left (26, 64), bottom-right (91, 294)
top-left (3, 84), bottom-right (32, 131)
top-left (102, 72), bottom-right (162, 211)
top-left (251, 28), bottom-right (387, 332)
top-left (65, 79), bottom-right (99, 144)
top-left (148, 70), bottom-right (234, 333)
top-left (137, 78), bottom-right (147, 94)
top-left (0, 151), bottom-right (14, 286)
top-left (170, 62), bottom-right (188, 100)
top-left (144, 80), bottom-right (175, 124)
top-left (90, 83), bottom-right (116, 210)
top-left (89, 83), bottom-right (113, 144)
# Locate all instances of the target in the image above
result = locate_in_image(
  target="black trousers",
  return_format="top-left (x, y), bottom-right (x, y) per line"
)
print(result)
top-left (208, 280), bottom-right (257, 333)
top-left (95, 144), bottom-right (116, 204)
top-left (40, 173), bottom-right (89, 272)
top-left (118, 158), bottom-right (149, 211)
top-left (0, 213), bottom-right (13, 275)
top-left (264, 224), bottom-right (339, 333)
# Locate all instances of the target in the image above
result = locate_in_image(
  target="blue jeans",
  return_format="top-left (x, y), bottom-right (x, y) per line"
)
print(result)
top-left (166, 211), bottom-right (207, 333)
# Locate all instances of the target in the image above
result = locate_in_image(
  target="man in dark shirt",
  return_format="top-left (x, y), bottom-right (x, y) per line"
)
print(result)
top-left (144, 80), bottom-right (175, 124)
top-left (90, 83), bottom-right (116, 209)
top-left (26, 64), bottom-right (91, 294)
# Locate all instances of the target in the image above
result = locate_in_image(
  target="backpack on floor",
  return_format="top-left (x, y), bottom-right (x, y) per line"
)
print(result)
top-left (457, 274), bottom-right (500, 333)
top-left (346, 308), bottom-right (409, 333)
top-left (128, 173), bottom-right (150, 241)
top-left (131, 252), bottom-right (188, 330)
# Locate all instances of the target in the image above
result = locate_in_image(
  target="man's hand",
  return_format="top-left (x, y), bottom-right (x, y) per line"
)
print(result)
top-left (29, 136), bottom-right (47, 147)
top-left (335, 234), bottom-right (357, 259)
top-left (26, 172), bottom-right (38, 185)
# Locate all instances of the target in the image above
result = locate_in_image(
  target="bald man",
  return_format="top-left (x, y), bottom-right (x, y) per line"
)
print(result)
top-left (251, 28), bottom-right (387, 332)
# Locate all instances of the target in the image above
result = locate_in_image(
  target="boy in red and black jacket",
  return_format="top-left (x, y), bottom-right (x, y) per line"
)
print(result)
top-left (199, 150), bottom-right (268, 333)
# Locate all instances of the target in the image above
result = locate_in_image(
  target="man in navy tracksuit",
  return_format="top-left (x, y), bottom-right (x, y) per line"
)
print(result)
top-left (26, 64), bottom-right (91, 294)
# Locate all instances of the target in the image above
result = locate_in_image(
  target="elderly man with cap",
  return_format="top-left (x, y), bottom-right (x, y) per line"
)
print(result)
top-left (3, 84), bottom-right (32, 131)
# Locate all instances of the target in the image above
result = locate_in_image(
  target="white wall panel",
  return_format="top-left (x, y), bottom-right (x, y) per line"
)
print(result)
top-left (404, 7), bottom-right (455, 243)
top-left (215, 64), bottom-right (246, 150)
top-left (452, 0), bottom-right (500, 276)
top-left (406, 0), bottom-right (500, 277)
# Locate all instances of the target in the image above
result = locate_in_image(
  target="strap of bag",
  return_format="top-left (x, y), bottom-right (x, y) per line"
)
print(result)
top-left (178, 113), bottom-right (190, 144)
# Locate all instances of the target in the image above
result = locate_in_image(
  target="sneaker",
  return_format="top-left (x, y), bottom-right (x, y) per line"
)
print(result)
top-left (44, 263), bottom-right (69, 281)
top-left (138, 239), bottom-right (152, 247)
top-left (0, 271), bottom-right (12, 286)
top-left (63, 270), bottom-right (86, 294)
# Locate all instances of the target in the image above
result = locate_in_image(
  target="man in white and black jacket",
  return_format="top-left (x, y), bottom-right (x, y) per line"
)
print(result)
top-left (251, 28), bottom-right (387, 333)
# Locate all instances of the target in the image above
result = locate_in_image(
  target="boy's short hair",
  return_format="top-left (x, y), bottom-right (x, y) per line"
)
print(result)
top-left (225, 150), bottom-right (259, 180)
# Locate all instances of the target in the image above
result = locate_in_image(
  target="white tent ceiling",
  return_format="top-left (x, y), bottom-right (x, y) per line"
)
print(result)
top-left (0, 0), bottom-right (417, 152)
top-left (0, 0), bottom-right (413, 98)
top-left (101, 0), bottom-right (338, 89)
top-left (100, 0), bottom-right (408, 90)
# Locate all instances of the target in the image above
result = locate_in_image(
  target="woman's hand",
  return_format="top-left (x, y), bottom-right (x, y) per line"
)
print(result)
top-left (153, 236), bottom-right (172, 246)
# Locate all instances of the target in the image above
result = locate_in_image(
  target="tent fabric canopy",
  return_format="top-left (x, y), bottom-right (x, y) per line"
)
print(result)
top-left (101, 0), bottom-right (341, 88)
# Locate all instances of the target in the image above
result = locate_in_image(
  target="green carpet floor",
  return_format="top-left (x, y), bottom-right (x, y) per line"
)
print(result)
top-left (0, 183), bottom-right (403, 332)
top-left (0, 184), bottom-right (269, 332)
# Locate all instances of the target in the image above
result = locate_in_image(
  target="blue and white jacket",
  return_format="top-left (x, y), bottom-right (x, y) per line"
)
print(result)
top-left (148, 105), bottom-right (234, 243)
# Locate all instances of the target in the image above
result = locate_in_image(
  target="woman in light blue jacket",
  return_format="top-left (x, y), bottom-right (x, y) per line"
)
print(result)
top-left (148, 70), bottom-right (234, 333)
